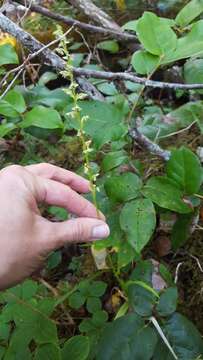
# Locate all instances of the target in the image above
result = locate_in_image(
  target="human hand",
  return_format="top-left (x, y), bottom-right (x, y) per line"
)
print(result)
top-left (0, 163), bottom-right (109, 289)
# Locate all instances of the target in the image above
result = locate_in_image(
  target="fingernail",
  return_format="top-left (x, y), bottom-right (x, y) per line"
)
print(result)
top-left (92, 224), bottom-right (110, 240)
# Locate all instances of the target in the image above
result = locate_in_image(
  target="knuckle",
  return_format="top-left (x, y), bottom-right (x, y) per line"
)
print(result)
top-left (72, 220), bottom-right (89, 242)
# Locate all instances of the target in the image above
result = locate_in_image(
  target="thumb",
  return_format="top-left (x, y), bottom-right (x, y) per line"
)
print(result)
top-left (43, 218), bottom-right (110, 251)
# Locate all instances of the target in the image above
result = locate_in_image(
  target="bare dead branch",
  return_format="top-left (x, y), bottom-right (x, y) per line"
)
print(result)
top-left (66, 0), bottom-right (121, 31)
top-left (14, 0), bottom-right (137, 43)
top-left (0, 13), bottom-right (104, 100)
top-left (71, 67), bottom-right (203, 90)
top-left (129, 127), bottom-right (171, 161)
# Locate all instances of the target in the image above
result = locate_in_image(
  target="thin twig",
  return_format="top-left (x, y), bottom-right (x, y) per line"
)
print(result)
top-left (15, 0), bottom-right (137, 43)
top-left (39, 278), bottom-right (75, 325)
top-left (158, 120), bottom-right (197, 139)
top-left (190, 254), bottom-right (203, 273)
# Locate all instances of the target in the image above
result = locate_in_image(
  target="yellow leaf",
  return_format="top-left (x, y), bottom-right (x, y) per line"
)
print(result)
top-left (115, 0), bottom-right (126, 11)
top-left (0, 32), bottom-right (17, 48)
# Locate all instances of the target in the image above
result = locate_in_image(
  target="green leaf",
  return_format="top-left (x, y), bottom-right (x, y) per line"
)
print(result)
top-left (35, 344), bottom-right (61, 360)
top-left (101, 150), bottom-right (128, 172)
top-left (97, 82), bottom-right (118, 96)
top-left (120, 198), bottom-right (156, 252)
top-left (97, 314), bottom-right (158, 360)
top-left (0, 44), bottom-right (19, 66)
top-left (136, 12), bottom-right (177, 56)
top-left (4, 90), bottom-right (26, 114)
top-left (162, 20), bottom-right (203, 64)
top-left (86, 297), bottom-right (101, 314)
top-left (65, 100), bottom-right (127, 149)
top-left (117, 242), bottom-right (136, 268)
top-left (88, 281), bottom-right (107, 297)
top-left (122, 20), bottom-right (138, 32)
top-left (0, 123), bottom-right (16, 137)
top-left (0, 100), bottom-right (19, 117)
top-left (48, 206), bottom-right (68, 221)
top-left (20, 85), bottom-right (70, 110)
top-left (175, 0), bottom-right (203, 27)
top-left (127, 284), bottom-right (157, 316)
top-left (156, 287), bottom-right (178, 317)
top-left (97, 40), bottom-right (119, 54)
top-left (61, 336), bottom-right (89, 360)
top-left (105, 172), bottom-right (142, 203)
top-left (130, 260), bottom-right (153, 285)
top-left (131, 50), bottom-right (160, 75)
top-left (159, 313), bottom-right (203, 359)
top-left (38, 72), bottom-right (57, 86)
top-left (20, 106), bottom-right (63, 129)
top-left (184, 58), bottom-right (203, 88)
top-left (142, 176), bottom-right (192, 213)
top-left (0, 323), bottom-right (10, 341)
top-left (47, 251), bottom-right (62, 270)
top-left (69, 291), bottom-right (86, 309)
top-left (171, 214), bottom-right (193, 250)
top-left (166, 147), bottom-right (202, 194)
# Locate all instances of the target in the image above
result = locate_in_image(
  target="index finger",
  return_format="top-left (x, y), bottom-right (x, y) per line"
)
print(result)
top-left (26, 163), bottom-right (90, 193)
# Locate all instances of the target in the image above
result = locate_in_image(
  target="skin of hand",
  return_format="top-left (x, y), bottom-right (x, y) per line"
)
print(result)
top-left (0, 163), bottom-right (110, 290)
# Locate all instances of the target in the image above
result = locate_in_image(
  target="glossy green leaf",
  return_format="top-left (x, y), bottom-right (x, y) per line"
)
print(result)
top-left (127, 284), bottom-right (157, 316)
top-left (166, 147), bottom-right (202, 194)
top-left (0, 123), bottom-right (16, 137)
top-left (131, 50), bottom-right (159, 75)
top-left (156, 313), bottom-right (203, 359)
top-left (162, 20), bottom-right (203, 64)
top-left (105, 172), bottom-right (142, 203)
top-left (101, 150), bottom-right (128, 172)
top-left (35, 344), bottom-right (61, 360)
top-left (61, 336), bottom-right (89, 360)
top-left (0, 100), bottom-right (19, 118)
top-left (175, 0), bottom-right (203, 27)
top-left (20, 106), bottom-right (63, 129)
top-left (122, 20), bottom-right (138, 32)
top-left (120, 198), bottom-right (156, 252)
top-left (156, 287), bottom-right (178, 317)
top-left (97, 82), bottom-right (118, 96)
top-left (97, 40), bottom-right (119, 54)
top-left (20, 85), bottom-right (70, 110)
top-left (142, 176), bottom-right (192, 213)
top-left (4, 90), bottom-right (26, 114)
top-left (136, 12), bottom-right (177, 56)
top-left (97, 314), bottom-right (158, 360)
top-left (0, 44), bottom-right (18, 66)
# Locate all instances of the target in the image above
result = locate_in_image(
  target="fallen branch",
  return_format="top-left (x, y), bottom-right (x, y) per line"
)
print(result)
top-left (2, 13), bottom-right (203, 90)
top-left (0, 13), bottom-right (103, 100)
top-left (129, 127), bottom-right (171, 161)
top-left (71, 67), bottom-right (203, 90)
top-left (66, 0), bottom-right (121, 31)
top-left (14, 0), bottom-right (137, 43)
